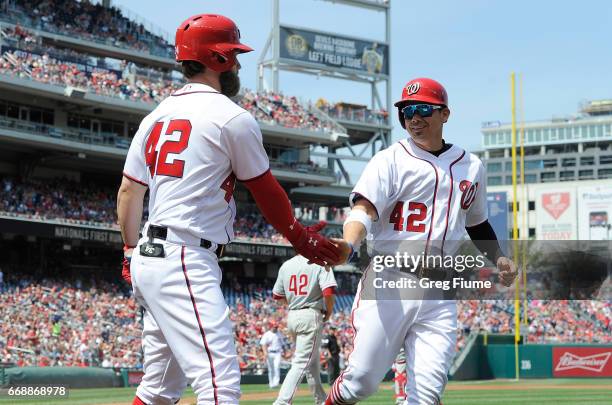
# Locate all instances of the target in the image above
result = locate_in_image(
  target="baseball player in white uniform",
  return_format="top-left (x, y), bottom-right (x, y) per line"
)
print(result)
top-left (260, 322), bottom-right (284, 388)
top-left (117, 14), bottom-right (341, 405)
top-left (325, 78), bottom-right (517, 405)
top-left (272, 255), bottom-right (337, 405)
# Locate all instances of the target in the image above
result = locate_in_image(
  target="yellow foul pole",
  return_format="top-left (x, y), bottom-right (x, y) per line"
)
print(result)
top-left (511, 72), bottom-right (520, 381)
top-left (519, 74), bottom-right (528, 327)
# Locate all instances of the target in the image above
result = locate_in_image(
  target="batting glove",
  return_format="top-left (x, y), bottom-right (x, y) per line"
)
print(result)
top-left (288, 220), bottom-right (341, 266)
top-left (121, 245), bottom-right (134, 285)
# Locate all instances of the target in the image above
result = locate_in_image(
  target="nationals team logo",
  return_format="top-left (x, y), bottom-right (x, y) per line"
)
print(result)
top-left (555, 352), bottom-right (611, 373)
top-left (459, 180), bottom-right (479, 210)
top-left (406, 82), bottom-right (420, 96)
top-left (542, 192), bottom-right (570, 220)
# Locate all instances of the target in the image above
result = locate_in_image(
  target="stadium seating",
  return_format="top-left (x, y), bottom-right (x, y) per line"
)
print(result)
top-left (0, 1), bottom-right (173, 58)
top-left (1, 273), bottom-right (609, 370)
top-left (0, 277), bottom-right (141, 368)
top-left (0, 177), bottom-right (119, 227)
top-left (0, 177), bottom-right (343, 243)
top-left (0, 26), bottom-right (344, 135)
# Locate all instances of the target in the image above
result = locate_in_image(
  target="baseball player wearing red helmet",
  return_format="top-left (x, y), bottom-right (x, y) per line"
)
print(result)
top-left (118, 14), bottom-right (342, 405)
top-left (327, 78), bottom-right (517, 404)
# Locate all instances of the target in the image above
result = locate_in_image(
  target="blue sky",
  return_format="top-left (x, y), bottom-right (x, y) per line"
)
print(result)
top-left (114, 0), bottom-right (612, 153)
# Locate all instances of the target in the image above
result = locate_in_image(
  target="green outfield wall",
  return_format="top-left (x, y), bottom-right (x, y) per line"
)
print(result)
top-left (450, 334), bottom-right (612, 380)
top-left (2, 338), bottom-right (610, 388)
top-left (2, 367), bottom-right (124, 388)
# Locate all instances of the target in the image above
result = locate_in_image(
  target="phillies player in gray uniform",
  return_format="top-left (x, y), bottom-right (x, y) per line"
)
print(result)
top-left (326, 78), bottom-right (517, 405)
top-left (273, 255), bottom-right (337, 405)
top-left (117, 14), bottom-right (341, 405)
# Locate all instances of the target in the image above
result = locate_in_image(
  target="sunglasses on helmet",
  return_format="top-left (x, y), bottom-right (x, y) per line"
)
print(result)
top-left (402, 104), bottom-right (444, 120)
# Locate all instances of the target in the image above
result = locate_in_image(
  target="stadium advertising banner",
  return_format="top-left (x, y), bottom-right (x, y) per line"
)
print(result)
top-left (223, 242), bottom-right (294, 259)
top-left (487, 192), bottom-right (508, 251)
top-left (535, 188), bottom-right (577, 240)
top-left (487, 192), bottom-right (508, 237)
top-left (127, 371), bottom-right (144, 386)
top-left (0, 216), bottom-right (295, 257)
top-left (279, 25), bottom-right (389, 76)
top-left (553, 347), bottom-right (612, 377)
top-left (577, 185), bottom-right (612, 240)
top-left (0, 216), bottom-right (123, 244)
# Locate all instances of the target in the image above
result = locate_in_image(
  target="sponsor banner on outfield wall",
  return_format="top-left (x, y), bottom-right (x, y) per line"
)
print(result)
top-left (553, 347), bottom-right (612, 377)
top-left (535, 188), bottom-right (577, 239)
top-left (127, 371), bottom-right (144, 386)
top-left (279, 25), bottom-right (389, 76)
top-left (578, 185), bottom-right (612, 240)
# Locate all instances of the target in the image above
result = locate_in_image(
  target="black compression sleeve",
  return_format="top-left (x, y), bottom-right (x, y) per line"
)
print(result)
top-left (465, 220), bottom-right (504, 263)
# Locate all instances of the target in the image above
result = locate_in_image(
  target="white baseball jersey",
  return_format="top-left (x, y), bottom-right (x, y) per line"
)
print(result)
top-left (351, 137), bottom-right (487, 255)
top-left (273, 255), bottom-right (337, 311)
top-left (123, 82), bottom-right (269, 244)
top-left (260, 330), bottom-right (283, 352)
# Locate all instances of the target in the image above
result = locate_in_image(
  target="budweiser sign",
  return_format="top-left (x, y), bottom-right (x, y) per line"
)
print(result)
top-left (553, 347), bottom-right (612, 377)
top-left (555, 352), bottom-right (610, 372)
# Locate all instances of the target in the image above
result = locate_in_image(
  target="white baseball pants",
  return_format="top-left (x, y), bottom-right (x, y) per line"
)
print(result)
top-left (329, 271), bottom-right (456, 405)
top-left (267, 351), bottom-right (282, 388)
top-left (131, 240), bottom-right (240, 405)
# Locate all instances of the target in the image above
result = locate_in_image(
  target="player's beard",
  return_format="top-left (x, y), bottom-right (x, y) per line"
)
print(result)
top-left (220, 70), bottom-right (241, 97)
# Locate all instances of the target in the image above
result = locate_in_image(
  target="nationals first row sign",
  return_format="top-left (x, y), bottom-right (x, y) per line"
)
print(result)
top-left (553, 347), bottom-right (612, 377)
top-left (279, 25), bottom-right (389, 77)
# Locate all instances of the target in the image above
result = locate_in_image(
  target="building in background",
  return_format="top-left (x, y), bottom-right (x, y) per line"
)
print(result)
top-left (478, 100), bottom-right (612, 240)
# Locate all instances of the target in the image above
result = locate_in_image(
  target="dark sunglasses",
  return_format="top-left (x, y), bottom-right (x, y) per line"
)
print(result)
top-left (402, 104), bottom-right (444, 119)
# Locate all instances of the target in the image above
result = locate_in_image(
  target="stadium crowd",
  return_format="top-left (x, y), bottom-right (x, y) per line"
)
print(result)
top-left (0, 0), bottom-right (173, 57)
top-left (0, 177), bottom-right (119, 227)
top-left (456, 299), bottom-right (611, 349)
top-left (0, 177), bottom-right (345, 241)
top-left (0, 276), bottom-right (140, 368)
top-left (1, 271), bottom-right (609, 370)
top-left (0, 47), bottom-right (181, 104)
top-left (2, 25), bottom-right (93, 64)
top-left (239, 90), bottom-right (340, 134)
top-left (0, 27), bottom-right (351, 134)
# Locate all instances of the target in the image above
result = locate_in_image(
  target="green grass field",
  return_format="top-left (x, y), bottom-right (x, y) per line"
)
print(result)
top-left (1, 379), bottom-right (611, 405)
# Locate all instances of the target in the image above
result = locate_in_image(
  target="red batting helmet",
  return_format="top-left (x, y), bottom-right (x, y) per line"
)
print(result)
top-left (394, 78), bottom-right (448, 128)
top-left (175, 14), bottom-right (253, 72)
